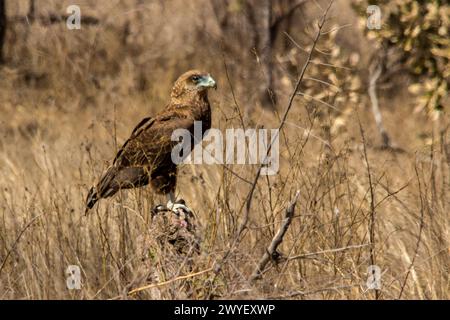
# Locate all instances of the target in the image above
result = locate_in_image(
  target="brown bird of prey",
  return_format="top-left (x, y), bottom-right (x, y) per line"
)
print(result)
top-left (85, 70), bottom-right (216, 214)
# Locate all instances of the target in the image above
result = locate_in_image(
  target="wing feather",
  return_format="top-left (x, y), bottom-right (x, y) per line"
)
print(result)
top-left (112, 110), bottom-right (193, 168)
top-left (113, 116), bottom-right (155, 165)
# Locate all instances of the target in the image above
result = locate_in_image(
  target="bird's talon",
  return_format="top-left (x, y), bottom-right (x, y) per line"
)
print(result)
top-left (173, 203), bottom-right (193, 215)
top-left (167, 200), bottom-right (192, 215)
top-left (151, 204), bottom-right (167, 216)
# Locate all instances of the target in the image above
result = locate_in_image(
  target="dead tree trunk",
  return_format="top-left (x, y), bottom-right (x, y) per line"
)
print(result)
top-left (211, 0), bottom-right (310, 110)
top-left (0, 0), bottom-right (6, 64)
top-left (368, 50), bottom-right (404, 152)
top-left (254, 0), bottom-right (276, 108)
top-left (28, 0), bottom-right (36, 23)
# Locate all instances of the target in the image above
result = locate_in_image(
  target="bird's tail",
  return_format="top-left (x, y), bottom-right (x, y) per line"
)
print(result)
top-left (85, 166), bottom-right (119, 214)
top-left (85, 187), bottom-right (99, 214)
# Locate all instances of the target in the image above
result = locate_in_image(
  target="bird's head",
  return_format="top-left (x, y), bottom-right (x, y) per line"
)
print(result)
top-left (171, 70), bottom-right (217, 101)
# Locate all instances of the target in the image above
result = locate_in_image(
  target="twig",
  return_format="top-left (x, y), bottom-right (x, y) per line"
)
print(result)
top-left (0, 214), bottom-right (43, 275)
top-left (222, 52), bottom-right (246, 130)
top-left (309, 60), bottom-right (352, 70)
top-left (357, 114), bottom-right (380, 300)
top-left (287, 243), bottom-right (371, 261)
top-left (304, 76), bottom-right (342, 91)
top-left (398, 164), bottom-right (425, 299)
top-left (296, 92), bottom-right (341, 113)
top-left (250, 191), bottom-right (300, 281)
top-left (283, 31), bottom-right (307, 53)
top-left (127, 267), bottom-right (213, 296)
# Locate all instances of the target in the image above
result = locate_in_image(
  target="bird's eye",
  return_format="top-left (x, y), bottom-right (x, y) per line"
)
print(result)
top-left (191, 75), bottom-right (200, 82)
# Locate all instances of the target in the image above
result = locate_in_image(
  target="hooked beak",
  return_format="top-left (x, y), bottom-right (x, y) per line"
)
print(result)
top-left (198, 74), bottom-right (217, 90)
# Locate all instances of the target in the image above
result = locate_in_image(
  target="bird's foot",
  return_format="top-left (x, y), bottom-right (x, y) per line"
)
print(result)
top-left (151, 199), bottom-right (193, 217)
top-left (167, 199), bottom-right (193, 215)
top-left (151, 204), bottom-right (167, 217)
top-left (151, 199), bottom-right (196, 230)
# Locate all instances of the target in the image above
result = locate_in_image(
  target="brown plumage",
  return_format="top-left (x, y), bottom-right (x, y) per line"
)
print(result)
top-left (85, 70), bottom-right (216, 213)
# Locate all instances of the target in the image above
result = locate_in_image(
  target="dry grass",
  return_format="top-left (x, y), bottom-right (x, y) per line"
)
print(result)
top-left (0, 0), bottom-right (448, 299)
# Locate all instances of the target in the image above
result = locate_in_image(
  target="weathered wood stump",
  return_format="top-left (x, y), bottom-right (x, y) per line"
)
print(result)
top-left (130, 203), bottom-right (202, 299)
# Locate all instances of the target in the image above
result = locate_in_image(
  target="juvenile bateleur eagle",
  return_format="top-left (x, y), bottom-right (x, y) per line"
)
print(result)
top-left (85, 70), bottom-right (216, 214)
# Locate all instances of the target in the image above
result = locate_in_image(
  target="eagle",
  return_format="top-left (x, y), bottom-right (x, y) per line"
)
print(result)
top-left (85, 70), bottom-right (216, 214)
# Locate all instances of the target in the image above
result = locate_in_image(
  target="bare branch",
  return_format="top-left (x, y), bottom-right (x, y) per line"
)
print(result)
top-left (283, 31), bottom-right (307, 53)
top-left (357, 113), bottom-right (380, 300)
top-left (288, 243), bottom-right (371, 260)
top-left (250, 190), bottom-right (300, 281)
top-left (297, 92), bottom-right (341, 113)
top-left (398, 164), bottom-right (426, 299)
top-left (0, 214), bottom-right (43, 275)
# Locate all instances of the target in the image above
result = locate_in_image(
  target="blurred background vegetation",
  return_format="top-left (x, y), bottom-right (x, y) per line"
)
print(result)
top-left (0, 0), bottom-right (448, 299)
